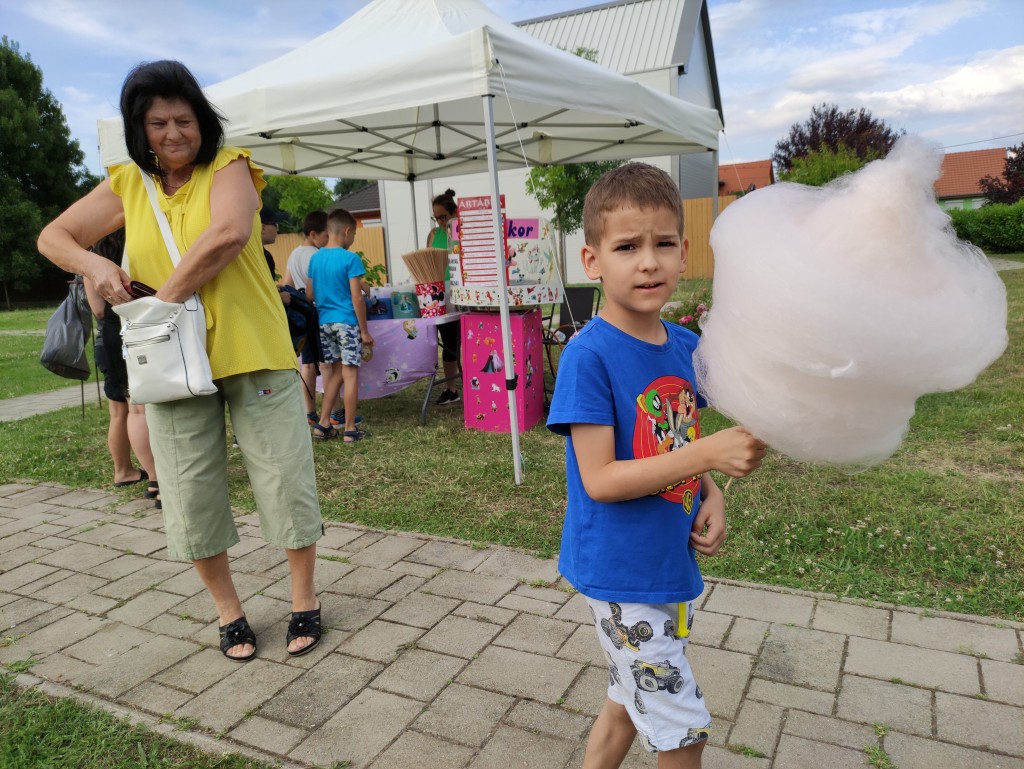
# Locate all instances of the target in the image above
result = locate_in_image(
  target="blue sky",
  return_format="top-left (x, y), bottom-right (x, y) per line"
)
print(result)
top-left (2, 0), bottom-right (1021, 173)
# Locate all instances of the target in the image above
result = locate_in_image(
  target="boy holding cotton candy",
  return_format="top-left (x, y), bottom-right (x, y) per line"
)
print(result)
top-left (547, 163), bottom-right (765, 768)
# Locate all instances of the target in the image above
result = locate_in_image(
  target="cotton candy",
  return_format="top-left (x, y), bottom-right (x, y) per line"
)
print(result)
top-left (694, 136), bottom-right (1008, 468)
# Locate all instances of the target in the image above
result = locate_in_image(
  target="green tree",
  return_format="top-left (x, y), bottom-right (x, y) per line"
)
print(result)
top-left (0, 37), bottom-right (99, 306)
top-left (333, 178), bottom-right (372, 198)
top-left (526, 162), bottom-right (624, 236)
top-left (778, 144), bottom-right (877, 186)
top-left (979, 143), bottom-right (1024, 206)
top-left (264, 176), bottom-right (333, 232)
top-left (772, 103), bottom-right (903, 175)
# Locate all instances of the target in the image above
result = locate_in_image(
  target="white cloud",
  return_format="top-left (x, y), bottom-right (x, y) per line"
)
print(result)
top-left (831, 0), bottom-right (986, 44)
top-left (859, 45), bottom-right (1024, 116)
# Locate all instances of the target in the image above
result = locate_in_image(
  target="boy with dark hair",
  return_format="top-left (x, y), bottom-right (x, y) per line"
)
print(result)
top-left (547, 162), bottom-right (766, 768)
top-left (307, 209), bottom-right (372, 442)
top-left (285, 209), bottom-right (330, 422)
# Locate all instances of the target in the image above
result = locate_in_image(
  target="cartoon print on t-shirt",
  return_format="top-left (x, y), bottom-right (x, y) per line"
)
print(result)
top-left (633, 375), bottom-right (702, 512)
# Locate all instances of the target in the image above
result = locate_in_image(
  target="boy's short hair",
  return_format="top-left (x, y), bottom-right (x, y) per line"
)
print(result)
top-left (327, 208), bottom-right (357, 234)
top-left (582, 162), bottom-right (685, 246)
top-left (302, 210), bottom-right (328, 236)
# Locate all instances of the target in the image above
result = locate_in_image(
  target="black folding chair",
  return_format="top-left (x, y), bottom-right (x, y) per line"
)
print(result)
top-left (543, 285), bottom-right (602, 379)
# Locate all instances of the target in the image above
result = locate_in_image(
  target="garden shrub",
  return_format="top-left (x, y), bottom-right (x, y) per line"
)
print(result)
top-left (947, 201), bottom-right (1024, 253)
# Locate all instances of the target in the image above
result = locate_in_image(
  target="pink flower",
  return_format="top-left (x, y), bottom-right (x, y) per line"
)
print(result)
top-left (680, 315), bottom-right (694, 324)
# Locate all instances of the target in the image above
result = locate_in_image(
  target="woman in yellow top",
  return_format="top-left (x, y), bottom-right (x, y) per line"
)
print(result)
top-left (38, 60), bottom-right (322, 663)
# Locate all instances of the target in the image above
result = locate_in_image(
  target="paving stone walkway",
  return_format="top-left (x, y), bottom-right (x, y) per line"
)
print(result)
top-left (2, 483), bottom-right (1022, 769)
top-left (0, 384), bottom-right (100, 422)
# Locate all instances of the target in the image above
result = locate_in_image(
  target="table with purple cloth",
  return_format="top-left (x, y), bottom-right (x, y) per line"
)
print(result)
top-left (316, 313), bottom-right (462, 423)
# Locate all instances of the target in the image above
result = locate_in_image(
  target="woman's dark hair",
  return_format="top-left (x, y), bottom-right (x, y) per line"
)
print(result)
top-left (432, 188), bottom-right (457, 216)
top-left (120, 60), bottom-right (225, 175)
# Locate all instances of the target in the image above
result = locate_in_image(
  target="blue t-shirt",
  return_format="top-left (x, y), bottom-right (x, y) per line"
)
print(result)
top-left (307, 247), bottom-right (365, 325)
top-left (547, 317), bottom-right (708, 603)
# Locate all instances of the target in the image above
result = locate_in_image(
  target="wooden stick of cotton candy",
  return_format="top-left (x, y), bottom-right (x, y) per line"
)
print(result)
top-left (694, 136), bottom-right (1008, 469)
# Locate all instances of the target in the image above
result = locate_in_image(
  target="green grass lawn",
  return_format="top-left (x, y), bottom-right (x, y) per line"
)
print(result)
top-left (0, 673), bottom-right (275, 769)
top-left (0, 307), bottom-right (99, 399)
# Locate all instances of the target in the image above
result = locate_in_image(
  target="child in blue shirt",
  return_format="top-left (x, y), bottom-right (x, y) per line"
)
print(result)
top-left (547, 163), bottom-right (766, 767)
top-left (307, 208), bottom-right (373, 442)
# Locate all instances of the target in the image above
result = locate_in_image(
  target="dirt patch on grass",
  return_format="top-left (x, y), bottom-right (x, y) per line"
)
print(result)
top-left (893, 450), bottom-right (1023, 486)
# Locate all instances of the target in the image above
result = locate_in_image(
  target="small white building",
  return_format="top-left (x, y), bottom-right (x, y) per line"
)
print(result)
top-left (380, 0), bottom-right (723, 284)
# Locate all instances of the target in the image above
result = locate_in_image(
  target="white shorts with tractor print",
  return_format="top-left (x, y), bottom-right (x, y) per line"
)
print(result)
top-left (586, 597), bottom-right (712, 752)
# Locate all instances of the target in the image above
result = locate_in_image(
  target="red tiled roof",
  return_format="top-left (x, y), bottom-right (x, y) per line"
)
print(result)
top-left (935, 148), bottom-right (1007, 199)
top-left (719, 160), bottom-right (774, 195)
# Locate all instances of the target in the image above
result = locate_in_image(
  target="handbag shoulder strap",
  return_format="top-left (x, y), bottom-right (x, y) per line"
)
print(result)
top-left (138, 166), bottom-right (183, 267)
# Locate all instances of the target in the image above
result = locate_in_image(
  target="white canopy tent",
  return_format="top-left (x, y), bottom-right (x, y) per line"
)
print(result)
top-left (98, 0), bottom-right (723, 483)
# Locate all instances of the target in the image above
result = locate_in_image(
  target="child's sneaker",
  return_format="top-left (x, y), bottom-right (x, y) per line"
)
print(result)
top-left (329, 411), bottom-right (364, 427)
top-left (435, 389), bottom-right (461, 405)
top-left (306, 412), bottom-right (318, 426)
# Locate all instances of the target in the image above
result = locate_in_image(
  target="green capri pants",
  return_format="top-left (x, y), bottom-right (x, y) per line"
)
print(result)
top-left (146, 368), bottom-right (322, 561)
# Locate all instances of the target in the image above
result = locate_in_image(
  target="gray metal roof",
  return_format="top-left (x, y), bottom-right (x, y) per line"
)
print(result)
top-left (516, 0), bottom-right (696, 75)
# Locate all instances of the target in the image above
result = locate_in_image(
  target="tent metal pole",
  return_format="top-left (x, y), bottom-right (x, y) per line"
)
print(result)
top-left (409, 181), bottom-right (421, 249)
top-left (378, 182), bottom-right (393, 280)
top-left (482, 94), bottom-right (523, 485)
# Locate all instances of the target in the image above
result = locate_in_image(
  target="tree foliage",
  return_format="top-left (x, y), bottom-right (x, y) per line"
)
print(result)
top-left (778, 144), bottom-right (877, 187)
top-left (333, 178), bottom-right (372, 198)
top-left (264, 176), bottom-right (333, 232)
top-left (772, 103), bottom-right (903, 174)
top-left (525, 162), bottom-right (623, 235)
top-left (0, 37), bottom-right (99, 302)
top-left (979, 143), bottom-right (1024, 206)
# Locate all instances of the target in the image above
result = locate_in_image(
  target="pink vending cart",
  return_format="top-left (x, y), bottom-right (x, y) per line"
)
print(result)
top-left (461, 309), bottom-right (544, 433)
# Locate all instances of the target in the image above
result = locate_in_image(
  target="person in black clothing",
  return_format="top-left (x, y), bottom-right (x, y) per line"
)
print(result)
top-left (83, 229), bottom-right (159, 506)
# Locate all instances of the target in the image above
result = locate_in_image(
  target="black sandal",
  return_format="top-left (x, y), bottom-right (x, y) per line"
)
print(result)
top-left (144, 481), bottom-right (159, 500)
top-left (114, 468), bottom-right (148, 487)
top-left (311, 423), bottom-right (339, 440)
top-left (286, 604), bottom-right (322, 657)
top-left (219, 616), bottom-right (257, 662)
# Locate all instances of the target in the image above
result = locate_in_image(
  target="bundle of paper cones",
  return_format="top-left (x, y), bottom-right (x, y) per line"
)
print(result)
top-left (401, 248), bottom-right (449, 283)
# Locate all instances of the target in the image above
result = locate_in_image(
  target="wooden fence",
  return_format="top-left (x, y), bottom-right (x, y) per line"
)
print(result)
top-left (265, 224), bottom-right (388, 282)
top-left (682, 195), bottom-right (738, 279)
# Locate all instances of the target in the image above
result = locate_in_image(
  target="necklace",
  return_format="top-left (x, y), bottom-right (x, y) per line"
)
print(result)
top-left (163, 169), bottom-right (194, 191)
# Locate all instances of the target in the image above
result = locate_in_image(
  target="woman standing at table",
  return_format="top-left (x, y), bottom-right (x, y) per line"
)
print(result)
top-left (426, 188), bottom-right (461, 405)
top-left (37, 60), bottom-right (323, 662)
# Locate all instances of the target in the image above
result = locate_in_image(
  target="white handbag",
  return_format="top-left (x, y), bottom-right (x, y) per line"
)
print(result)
top-left (112, 168), bottom-right (217, 404)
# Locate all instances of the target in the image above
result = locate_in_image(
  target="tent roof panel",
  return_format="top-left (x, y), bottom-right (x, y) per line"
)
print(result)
top-left (98, 0), bottom-right (721, 177)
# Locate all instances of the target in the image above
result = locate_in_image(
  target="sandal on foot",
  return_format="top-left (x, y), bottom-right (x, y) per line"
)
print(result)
top-left (312, 423), bottom-right (339, 440)
top-left (219, 616), bottom-right (257, 662)
top-left (114, 468), bottom-right (148, 487)
top-left (286, 604), bottom-right (322, 657)
top-left (343, 429), bottom-right (368, 443)
top-left (306, 411), bottom-right (319, 426)
top-left (144, 481), bottom-right (159, 500)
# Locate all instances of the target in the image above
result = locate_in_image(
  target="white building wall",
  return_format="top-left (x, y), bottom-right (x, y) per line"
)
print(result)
top-left (676, 26), bottom-right (718, 200)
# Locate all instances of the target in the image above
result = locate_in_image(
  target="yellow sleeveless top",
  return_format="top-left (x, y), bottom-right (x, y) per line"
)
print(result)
top-left (109, 147), bottom-right (296, 379)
